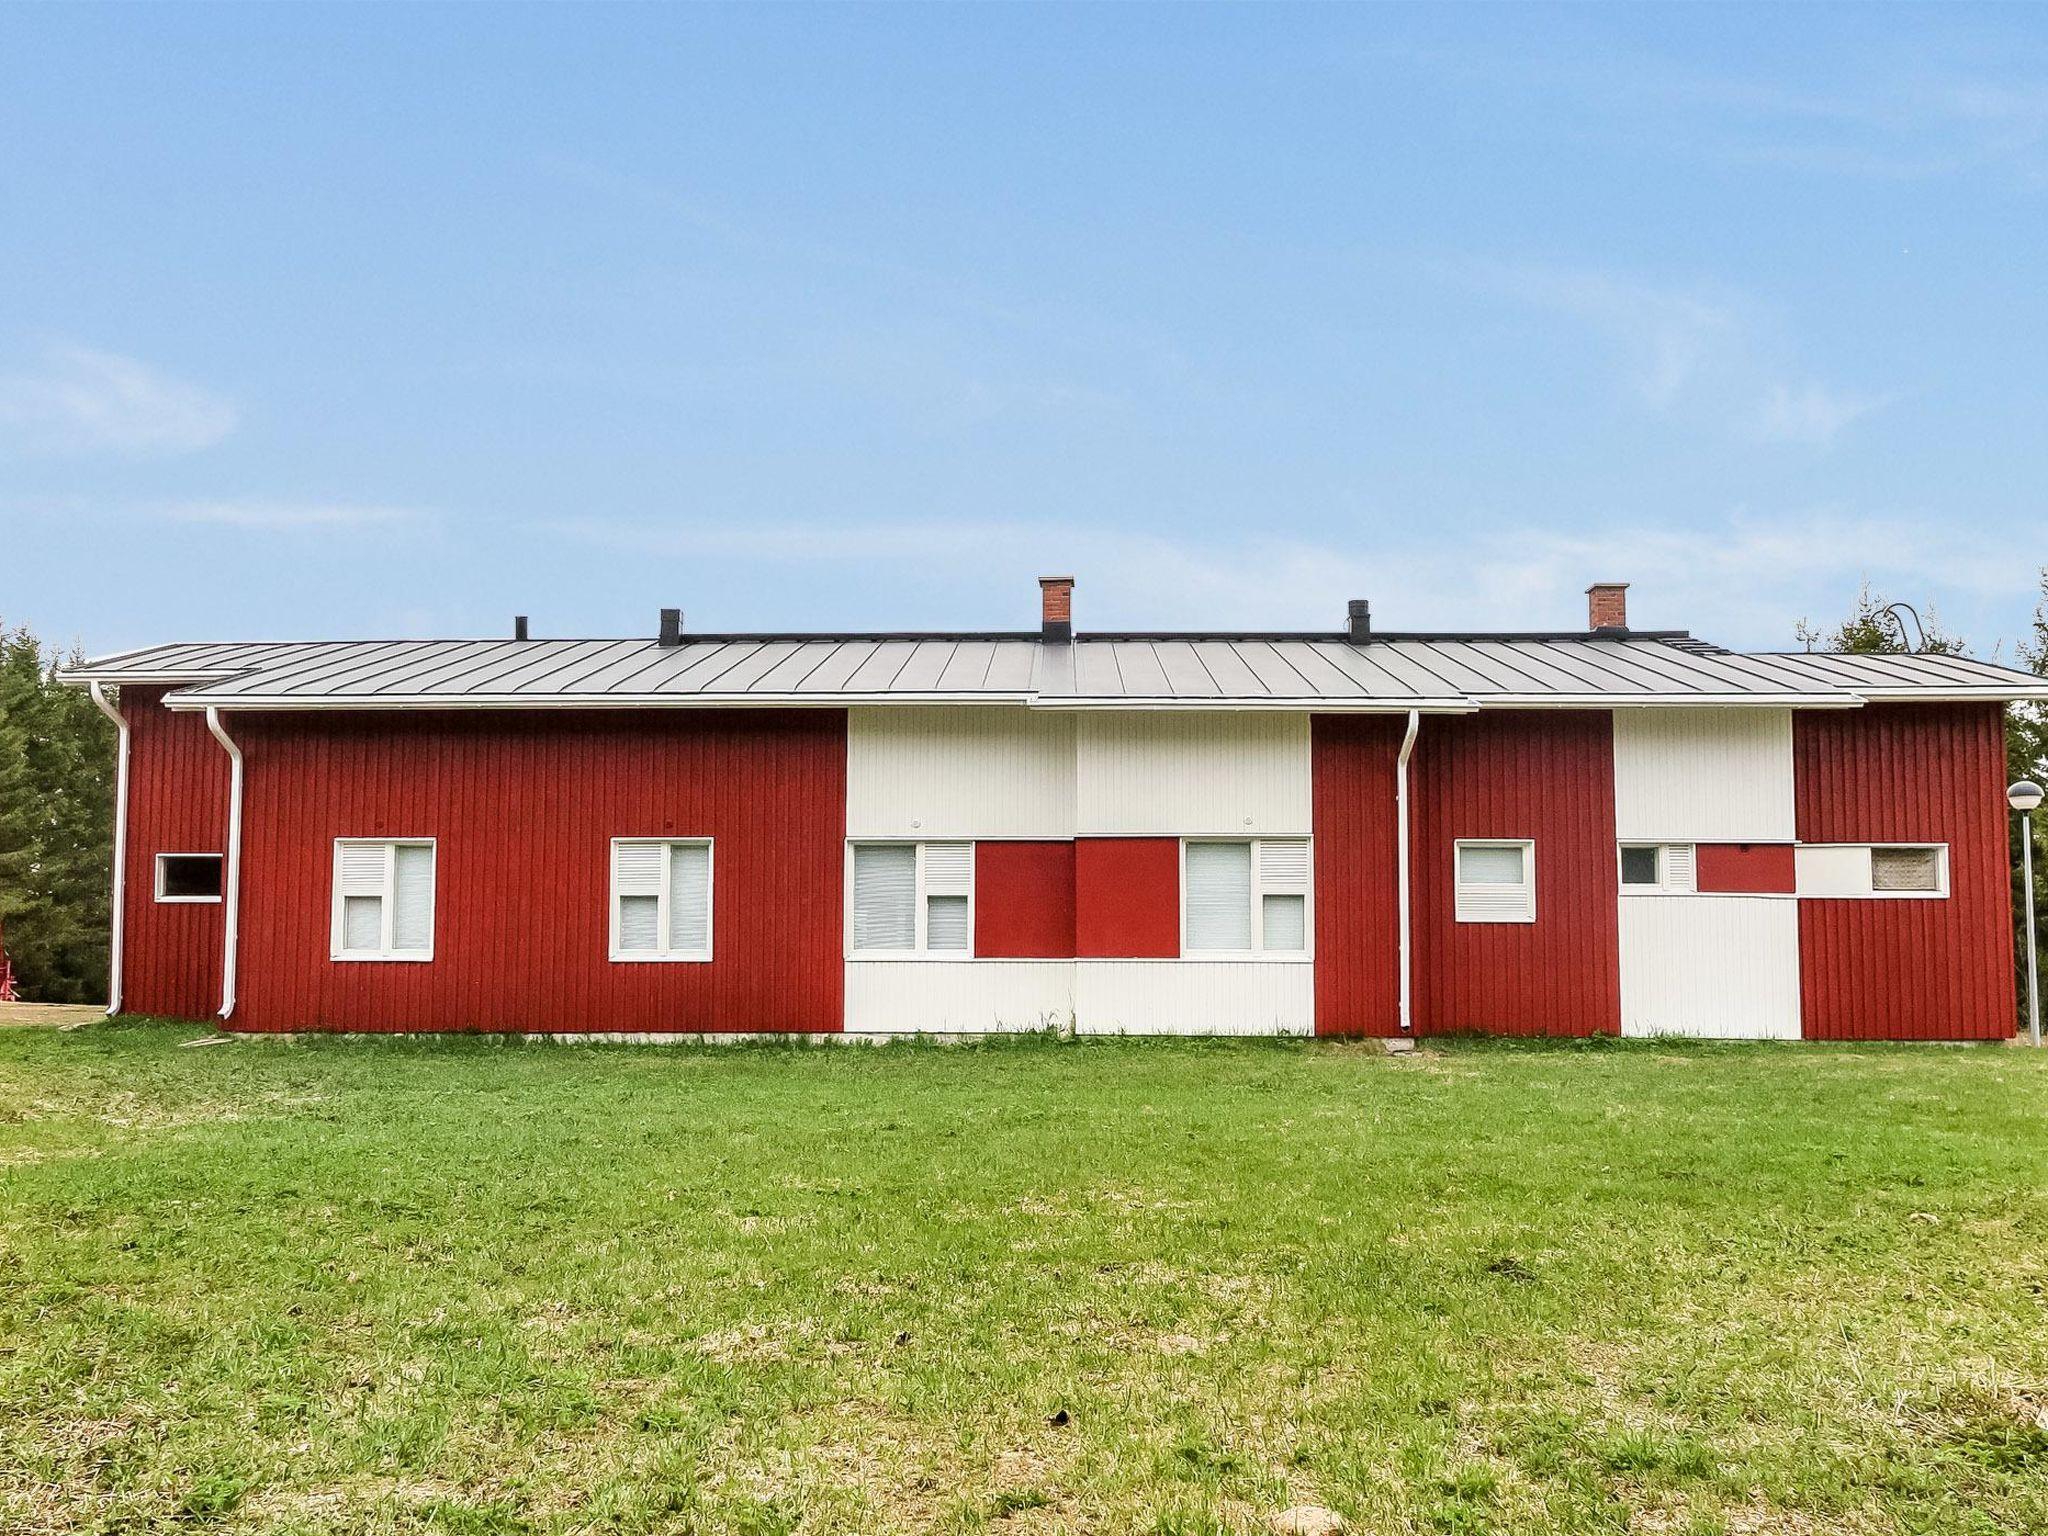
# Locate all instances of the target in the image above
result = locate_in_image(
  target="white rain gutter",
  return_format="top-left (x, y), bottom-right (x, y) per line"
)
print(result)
top-left (204, 707), bottom-right (244, 1020)
top-left (1396, 707), bottom-right (1420, 1034)
top-left (88, 683), bottom-right (129, 1016)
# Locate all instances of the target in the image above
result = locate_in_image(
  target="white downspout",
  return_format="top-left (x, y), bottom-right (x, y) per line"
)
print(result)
top-left (204, 707), bottom-right (243, 1020)
top-left (1396, 708), bottom-right (1420, 1033)
top-left (88, 683), bottom-right (129, 1016)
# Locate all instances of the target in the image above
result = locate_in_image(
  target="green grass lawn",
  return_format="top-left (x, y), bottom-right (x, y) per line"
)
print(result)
top-left (2, 1023), bottom-right (2046, 1535)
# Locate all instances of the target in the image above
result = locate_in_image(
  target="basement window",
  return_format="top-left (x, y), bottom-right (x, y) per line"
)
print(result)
top-left (331, 839), bottom-right (436, 961)
top-left (1871, 845), bottom-right (1943, 894)
top-left (849, 842), bottom-right (974, 958)
top-left (610, 839), bottom-right (713, 961)
top-left (1182, 838), bottom-right (1311, 956)
top-left (1455, 839), bottom-right (1535, 924)
top-left (154, 853), bottom-right (223, 903)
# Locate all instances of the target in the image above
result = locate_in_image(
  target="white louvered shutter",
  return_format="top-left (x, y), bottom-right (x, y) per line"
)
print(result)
top-left (667, 842), bottom-right (711, 954)
top-left (1456, 843), bottom-right (1533, 923)
top-left (921, 842), bottom-right (972, 953)
top-left (390, 844), bottom-right (435, 952)
top-left (338, 842), bottom-right (390, 952)
top-left (1661, 843), bottom-right (1697, 893)
top-left (1257, 838), bottom-right (1309, 952)
top-left (1185, 842), bottom-right (1254, 951)
top-left (853, 844), bottom-right (916, 951)
top-left (614, 841), bottom-right (663, 953)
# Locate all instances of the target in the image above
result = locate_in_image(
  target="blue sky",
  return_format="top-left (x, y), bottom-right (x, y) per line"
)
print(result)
top-left (3, 4), bottom-right (2045, 656)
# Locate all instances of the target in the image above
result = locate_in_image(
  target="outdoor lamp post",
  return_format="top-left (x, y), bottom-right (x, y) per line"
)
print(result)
top-left (2012, 780), bottom-right (2045, 1048)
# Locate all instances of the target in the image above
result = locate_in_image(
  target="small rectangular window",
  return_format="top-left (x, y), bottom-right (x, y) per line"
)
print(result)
top-left (1181, 837), bottom-right (1311, 956)
top-left (849, 842), bottom-right (974, 957)
top-left (331, 839), bottom-right (435, 961)
top-left (154, 853), bottom-right (223, 903)
top-left (1872, 846), bottom-right (1941, 893)
top-left (1455, 839), bottom-right (1535, 924)
top-left (1619, 845), bottom-right (1661, 887)
top-left (1618, 843), bottom-right (1697, 893)
top-left (610, 839), bottom-right (713, 961)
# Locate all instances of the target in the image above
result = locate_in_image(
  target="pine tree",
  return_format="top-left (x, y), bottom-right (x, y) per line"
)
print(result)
top-left (0, 624), bottom-right (114, 1003)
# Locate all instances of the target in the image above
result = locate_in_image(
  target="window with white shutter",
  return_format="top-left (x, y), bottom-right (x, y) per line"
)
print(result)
top-left (1182, 837), bottom-right (1312, 956)
top-left (848, 842), bottom-right (975, 958)
top-left (610, 839), bottom-right (714, 961)
top-left (1455, 839), bottom-right (1535, 924)
top-left (331, 839), bottom-right (436, 960)
top-left (1618, 843), bottom-right (1696, 894)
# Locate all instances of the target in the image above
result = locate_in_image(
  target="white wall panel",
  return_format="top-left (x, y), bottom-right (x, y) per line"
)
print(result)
top-left (1619, 897), bottom-right (1800, 1039)
top-left (1076, 712), bottom-right (1310, 836)
top-left (845, 961), bottom-right (1074, 1033)
top-left (1074, 961), bottom-right (1313, 1036)
top-left (1613, 708), bottom-right (1794, 843)
top-left (848, 707), bottom-right (1075, 839)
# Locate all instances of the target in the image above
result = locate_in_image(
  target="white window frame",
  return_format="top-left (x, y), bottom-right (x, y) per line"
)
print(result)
top-left (1178, 837), bottom-right (1314, 960)
top-left (1793, 842), bottom-right (1952, 900)
top-left (153, 851), bottom-right (224, 904)
top-left (608, 837), bottom-right (715, 963)
top-left (1617, 842), bottom-right (1697, 896)
top-left (330, 837), bottom-right (436, 962)
top-left (1867, 842), bottom-right (1950, 899)
top-left (845, 840), bottom-right (976, 961)
top-left (1454, 838), bottom-right (1536, 924)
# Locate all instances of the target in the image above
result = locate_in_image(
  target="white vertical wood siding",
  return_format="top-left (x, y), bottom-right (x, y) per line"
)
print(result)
top-left (1074, 961), bottom-right (1313, 1036)
top-left (1075, 712), bottom-right (1310, 836)
top-left (847, 706), bottom-right (1076, 839)
top-left (1619, 897), bottom-right (1801, 1039)
top-left (1612, 708), bottom-right (1795, 842)
top-left (845, 961), bottom-right (1074, 1033)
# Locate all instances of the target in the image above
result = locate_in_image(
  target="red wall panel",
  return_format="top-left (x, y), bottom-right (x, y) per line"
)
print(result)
top-left (1794, 704), bottom-right (2013, 1040)
top-left (974, 841), bottom-right (1076, 958)
top-left (1695, 843), bottom-right (1796, 894)
top-left (197, 708), bottom-right (848, 1033)
top-left (1410, 711), bottom-right (1621, 1036)
top-left (1074, 838), bottom-right (1180, 958)
top-left (120, 687), bottom-right (230, 1018)
top-left (1310, 715), bottom-right (1404, 1036)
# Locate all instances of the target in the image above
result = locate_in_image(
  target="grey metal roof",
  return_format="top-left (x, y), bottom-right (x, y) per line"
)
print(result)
top-left (59, 633), bottom-right (2048, 710)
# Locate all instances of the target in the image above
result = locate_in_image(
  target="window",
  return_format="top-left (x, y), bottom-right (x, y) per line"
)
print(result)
top-left (154, 853), bottom-right (223, 903)
top-left (331, 839), bottom-right (435, 961)
top-left (1455, 839), bottom-right (1535, 923)
top-left (849, 842), bottom-right (973, 957)
top-left (1618, 843), bottom-right (1696, 894)
top-left (1871, 845), bottom-right (1942, 894)
top-left (610, 839), bottom-right (713, 961)
top-left (1182, 838), bottom-right (1311, 956)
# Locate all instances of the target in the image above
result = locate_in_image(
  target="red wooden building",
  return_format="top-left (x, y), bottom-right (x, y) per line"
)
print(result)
top-left (63, 579), bottom-right (2048, 1040)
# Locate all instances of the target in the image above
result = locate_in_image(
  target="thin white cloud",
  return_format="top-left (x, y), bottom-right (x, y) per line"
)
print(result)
top-left (1469, 260), bottom-right (1888, 447)
top-left (1754, 382), bottom-right (1894, 446)
top-left (0, 344), bottom-right (238, 456)
top-left (552, 507), bottom-right (2034, 651)
top-left (160, 500), bottom-right (424, 531)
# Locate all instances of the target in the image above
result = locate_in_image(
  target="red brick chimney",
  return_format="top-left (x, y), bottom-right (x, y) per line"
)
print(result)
top-left (1039, 575), bottom-right (1074, 642)
top-left (1586, 583), bottom-right (1629, 632)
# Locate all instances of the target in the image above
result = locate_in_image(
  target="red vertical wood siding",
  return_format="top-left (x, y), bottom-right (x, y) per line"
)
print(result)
top-left (974, 841), bottom-right (1076, 958)
top-left (1310, 715), bottom-right (1404, 1036)
top-left (1794, 704), bottom-right (2014, 1040)
top-left (219, 709), bottom-right (845, 1033)
top-left (1073, 838), bottom-right (1180, 958)
top-left (121, 687), bottom-right (229, 1018)
top-left (1695, 843), bottom-right (1796, 894)
top-left (1410, 711), bottom-right (1621, 1036)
